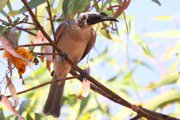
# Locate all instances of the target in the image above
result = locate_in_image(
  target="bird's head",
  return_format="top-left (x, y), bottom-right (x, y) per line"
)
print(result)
top-left (77, 12), bottom-right (118, 27)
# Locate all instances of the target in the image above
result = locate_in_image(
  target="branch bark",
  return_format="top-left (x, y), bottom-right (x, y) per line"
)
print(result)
top-left (19, 0), bottom-right (179, 120)
top-left (6, 76), bottom-right (78, 98)
top-left (46, 0), bottom-right (55, 37)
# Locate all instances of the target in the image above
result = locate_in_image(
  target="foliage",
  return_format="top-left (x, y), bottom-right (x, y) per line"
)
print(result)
top-left (0, 0), bottom-right (179, 120)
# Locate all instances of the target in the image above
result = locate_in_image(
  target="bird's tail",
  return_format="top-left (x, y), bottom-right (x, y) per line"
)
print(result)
top-left (43, 80), bottom-right (65, 117)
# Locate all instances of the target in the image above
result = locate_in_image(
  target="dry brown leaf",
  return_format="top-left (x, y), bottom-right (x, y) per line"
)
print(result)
top-left (113, 0), bottom-right (131, 18)
top-left (6, 75), bottom-right (19, 107)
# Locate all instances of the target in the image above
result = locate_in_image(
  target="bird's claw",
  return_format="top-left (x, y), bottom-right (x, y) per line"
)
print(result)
top-left (61, 52), bottom-right (67, 60)
top-left (51, 71), bottom-right (54, 76)
top-left (81, 68), bottom-right (90, 81)
top-left (58, 52), bottom-right (67, 63)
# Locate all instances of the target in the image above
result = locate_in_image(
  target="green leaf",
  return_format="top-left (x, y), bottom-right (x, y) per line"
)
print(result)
top-left (113, 107), bottom-right (134, 120)
top-left (0, 108), bottom-right (5, 120)
top-left (175, 102), bottom-right (180, 117)
top-left (144, 90), bottom-right (180, 110)
top-left (107, 73), bottom-right (120, 83)
top-left (7, 1), bottom-right (14, 17)
top-left (72, 0), bottom-right (90, 14)
top-left (64, 94), bottom-right (77, 106)
top-left (95, 24), bottom-right (120, 42)
top-left (9, 0), bottom-right (46, 16)
top-left (0, 9), bottom-right (8, 17)
top-left (62, 0), bottom-right (90, 19)
top-left (132, 59), bottom-right (154, 70)
top-left (77, 94), bottom-right (91, 117)
top-left (0, 0), bottom-right (8, 11)
top-left (148, 72), bottom-right (180, 90)
top-left (133, 34), bottom-right (154, 57)
top-left (18, 100), bottom-right (31, 114)
top-left (98, 29), bottom-right (112, 40)
top-left (152, 0), bottom-right (161, 6)
top-left (35, 113), bottom-right (43, 120)
top-left (15, 100), bottom-right (31, 120)
top-left (6, 115), bottom-right (14, 120)
top-left (20, 0), bottom-right (46, 12)
top-left (62, 0), bottom-right (70, 18)
top-left (26, 113), bottom-right (33, 120)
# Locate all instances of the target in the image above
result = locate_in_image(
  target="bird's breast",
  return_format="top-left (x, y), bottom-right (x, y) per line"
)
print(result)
top-left (57, 27), bottom-right (91, 62)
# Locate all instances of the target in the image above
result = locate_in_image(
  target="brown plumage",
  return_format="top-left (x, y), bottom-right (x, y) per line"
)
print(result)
top-left (43, 12), bottom-right (118, 118)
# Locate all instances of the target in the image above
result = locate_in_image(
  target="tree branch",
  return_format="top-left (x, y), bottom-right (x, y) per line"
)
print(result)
top-left (46, 0), bottom-right (55, 37)
top-left (20, 0), bottom-right (179, 120)
top-left (0, 43), bottom-right (51, 50)
top-left (6, 76), bottom-right (78, 98)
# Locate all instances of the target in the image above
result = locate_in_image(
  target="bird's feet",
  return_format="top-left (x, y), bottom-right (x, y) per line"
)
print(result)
top-left (58, 52), bottom-right (67, 63)
top-left (81, 67), bottom-right (90, 81)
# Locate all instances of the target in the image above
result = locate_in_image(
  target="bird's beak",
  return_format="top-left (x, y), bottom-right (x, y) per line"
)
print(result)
top-left (100, 16), bottom-right (118, 22)
top-left (87, 14), bottom-right (118, 25)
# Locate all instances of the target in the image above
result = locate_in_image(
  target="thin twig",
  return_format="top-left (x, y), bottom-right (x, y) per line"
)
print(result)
top-left (122, 12), bottom-right (130, 65)
top-left (0, 18), bottom-right (36, 36)
top-left (15, 21), bottom-right (35, 26)
top-left (20, 1), bottom-right (180, 120)
top-left (21, 0), bottom-right (133, 111)
top-left (34, 52), bottom-right (59, 56)
top-left (0, 43), bottom-right (51, 50)
top-left (46, 0), bottom-right (55, 37)
top-left (7, 76), bottom-right (78, 98)
top-left (89, 0), bottom-right (101, 11)
top-left (15, 26), bottom-right (36, 36)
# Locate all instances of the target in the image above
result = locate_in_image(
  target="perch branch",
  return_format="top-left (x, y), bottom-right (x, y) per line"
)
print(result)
top-left (0, 43), bottom-right (51, 50)
top-left (46, 0), bottom-right (55, 37)
top-left (6, 76), bottom-right (78, 98)
top-left (20, 0), bottom-right (179, 120)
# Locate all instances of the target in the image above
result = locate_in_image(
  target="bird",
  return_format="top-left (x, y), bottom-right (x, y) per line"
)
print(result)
top-left (43, 12), bottom-right (118, 118)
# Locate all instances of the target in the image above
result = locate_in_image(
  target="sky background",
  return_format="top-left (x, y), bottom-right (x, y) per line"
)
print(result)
top-left (0, 0), bottom-right (179, 119)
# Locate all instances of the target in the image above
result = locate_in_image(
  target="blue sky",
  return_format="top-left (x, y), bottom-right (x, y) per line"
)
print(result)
top-left (0, 0), bottom-right (179, 119)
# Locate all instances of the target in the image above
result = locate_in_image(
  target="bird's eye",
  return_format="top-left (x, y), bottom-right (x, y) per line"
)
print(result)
top-left (100, 12), bottom-right (108, 16)
top-left (81, 15), bottom-right (87, 21)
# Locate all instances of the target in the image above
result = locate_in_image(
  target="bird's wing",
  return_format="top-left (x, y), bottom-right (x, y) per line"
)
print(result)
top-left (53, 22), bottom-right (66, 60)
top-left (55, 21), bottom-right (66, 43)
top-left (80, 28), bottom-right (96, 61)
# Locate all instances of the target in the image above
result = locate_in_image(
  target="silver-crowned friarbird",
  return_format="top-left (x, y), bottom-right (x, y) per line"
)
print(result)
top-left (43, 12), bottom-right (118, 117)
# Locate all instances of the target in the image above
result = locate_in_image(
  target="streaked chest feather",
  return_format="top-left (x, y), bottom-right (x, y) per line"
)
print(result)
top-left (66, 25), bottom-right (91, 42)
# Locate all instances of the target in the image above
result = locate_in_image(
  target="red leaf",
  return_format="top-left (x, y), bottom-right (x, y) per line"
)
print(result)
top-left (46, 60), bottom-right (51, 71)
top-left (42, 45), bottom-right (53, 62)
top-left (107, 0), bottom-right (131, 18)
top-left (0, 94), bottom-right (24, 120)
top-left (33, 30), bottom-right (53, 70)
top-left (34, 30), bottom-right (46, 43)
top-left (8, 27), bottom-right (18, 47)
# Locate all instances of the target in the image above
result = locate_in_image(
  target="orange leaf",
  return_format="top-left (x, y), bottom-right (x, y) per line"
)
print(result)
top-left (113, 0), bottom-right (131, 18)
top-left (0, 36), bottom-right (30, 62)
